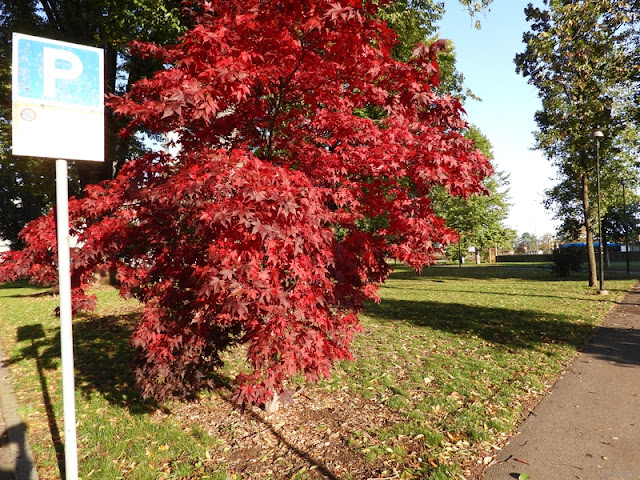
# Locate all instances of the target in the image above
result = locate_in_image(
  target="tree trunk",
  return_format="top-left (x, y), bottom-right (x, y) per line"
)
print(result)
top-left (582, 173), bottom-right (597, 287)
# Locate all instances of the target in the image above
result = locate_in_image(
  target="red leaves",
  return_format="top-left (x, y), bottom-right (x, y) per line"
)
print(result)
top-left (81, 149), bottom-right (347, 401)
top-left (2, 0), bottom-right (493, 407)
top-left (325, 3), bottom-right (363, 23)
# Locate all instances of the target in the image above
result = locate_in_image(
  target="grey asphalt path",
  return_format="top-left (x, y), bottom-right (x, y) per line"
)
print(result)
top-left (0, 347), bottom-right (38, 480)
top-left (482, 284), bottom-right (640, 480)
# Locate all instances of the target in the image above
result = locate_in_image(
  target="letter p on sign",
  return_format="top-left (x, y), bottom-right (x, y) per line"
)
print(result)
top-left (43, 47), bottom-right (84, 99)
top-left (12, 33), bottom-right (104, 162)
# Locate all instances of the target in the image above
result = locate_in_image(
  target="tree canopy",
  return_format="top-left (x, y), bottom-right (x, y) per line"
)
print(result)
top-left (0, 0), bottom-right (494, 245)
top-left (515, 0), bottom-right (640, 286)
top-left (1, 0), bottom-right (492, 405)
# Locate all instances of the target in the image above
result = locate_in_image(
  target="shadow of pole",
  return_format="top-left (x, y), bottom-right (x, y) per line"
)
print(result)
top-left (16, 325), bottom-right (65, 478)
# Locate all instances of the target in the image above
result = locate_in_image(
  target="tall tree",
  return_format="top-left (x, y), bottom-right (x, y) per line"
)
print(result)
top-left (539, 232), bottom-right (557, 253)
top-left (545, 88), bottom-right (640, 254)
top-left (378, 0), bottom-right (494, 62)
top-left (1, 0), bottom-right (492, 406)
top-left (0, 1), bottom-right (52, 246)
top-left (603, 199), bottom-right (640, 249)
top-left (517, 232), bottom-right (539, 253)
top-left (0, 0), bottom-right (493, 245)
top-left (378, 1), bottom-right (489, 99)
top-left (515, 0), bottom-right (640, 287)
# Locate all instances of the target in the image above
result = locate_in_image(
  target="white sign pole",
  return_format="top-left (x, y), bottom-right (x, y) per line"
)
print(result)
top-left (13, 34), bottom-right (104, 479)
top-left (12, 33), bottom-right (104, 162)
top-left (55, 159), bottom-right (79, 480)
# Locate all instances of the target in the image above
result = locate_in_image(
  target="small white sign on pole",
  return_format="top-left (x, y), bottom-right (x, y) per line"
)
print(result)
top-left (12, 33), bottom-right (105, 480)
top-left (12, 33), bottom-right (104, 162)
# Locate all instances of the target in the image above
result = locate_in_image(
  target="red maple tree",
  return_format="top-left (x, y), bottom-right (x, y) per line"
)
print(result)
top-left (1, 0), bottom-right (492, 405)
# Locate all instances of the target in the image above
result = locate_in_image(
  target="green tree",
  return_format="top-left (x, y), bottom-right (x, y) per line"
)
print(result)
top-left (431, 125), bottom-right (514, 261)
top-left (603, 201), bottom-right (640, 248)
top-left (378, 1), bottom-right (491, 100)
top-left (601, 173), bottom-right (640, 250)
top-left (517, 232), bottom-right (538, 253)
top-left (381, 2), bottom-right (506, 261)
top-left (539, 232), bottom-right (557, 253)
top-left (378, 0), bottom-right (494, 61)
top-left (515, 0), bottom-right (639, 287)
top-left (0, 158), bottom-right (55, 248)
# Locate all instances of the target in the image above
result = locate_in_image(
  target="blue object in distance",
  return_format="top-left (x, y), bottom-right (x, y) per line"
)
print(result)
top-left (560, 242), bottom-right (620, 248)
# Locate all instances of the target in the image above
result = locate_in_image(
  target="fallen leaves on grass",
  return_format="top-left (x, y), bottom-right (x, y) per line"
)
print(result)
top-left (166, 386), bottom-right (415, 479)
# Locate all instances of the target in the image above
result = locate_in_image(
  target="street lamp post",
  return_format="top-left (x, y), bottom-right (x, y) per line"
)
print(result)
top-left (621, 178), bottom-right (630, 274)
top-left (594, 129), bottom-right (606, 293)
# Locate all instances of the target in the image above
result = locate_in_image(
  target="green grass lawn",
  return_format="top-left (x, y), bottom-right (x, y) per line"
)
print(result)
top-left (0, 265), bottom-right (637, 479)
top-left (606, 260), bottom-right (640, 272)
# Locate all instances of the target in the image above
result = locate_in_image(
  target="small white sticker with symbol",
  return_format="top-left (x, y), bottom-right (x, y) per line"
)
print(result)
top-left (20, 108), bottom-right (36, 122)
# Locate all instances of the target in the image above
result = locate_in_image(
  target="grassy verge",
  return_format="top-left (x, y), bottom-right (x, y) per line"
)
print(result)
top-left (330, 265), bottom-right (638, 477)
top-left (0, 282), bottom-right (220, 479)
top-left (606, 260), bottom-right (640, 272)
top-left (0, 265), bottom-right (637, 479)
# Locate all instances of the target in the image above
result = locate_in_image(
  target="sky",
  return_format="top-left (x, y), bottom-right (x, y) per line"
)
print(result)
top-left (438, 0), bottom-right (559, 237)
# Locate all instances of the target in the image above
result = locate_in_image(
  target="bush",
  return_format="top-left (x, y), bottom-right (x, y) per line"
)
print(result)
top-left (552, 247), bottom-right (585, 275)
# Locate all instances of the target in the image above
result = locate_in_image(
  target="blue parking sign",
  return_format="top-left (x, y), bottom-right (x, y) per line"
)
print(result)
top-left (12, 33), bottom-right (104, 162)
top-left (15, 36), bottom-right (103, 107)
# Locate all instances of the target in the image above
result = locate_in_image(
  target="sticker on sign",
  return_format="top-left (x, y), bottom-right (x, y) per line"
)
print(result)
top-left (12, 33), bottom-right (104, 162)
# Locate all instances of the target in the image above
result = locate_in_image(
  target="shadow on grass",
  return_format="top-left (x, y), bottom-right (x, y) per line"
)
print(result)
top-left (413, 265), bottom-right (558, 282)
top-left (0, 280), bottom-right (39, 290)
top-left (9, 313), bottom-right (158, 416)
top-left (13, 324), bottom-right (65, 477)
top-left (419, 288), bottom-right (609, 303)
top-left (366, 286), bottom-right (640, 367)
top-left (364, 298), bottom-right (596, 351)
top-left (72, 314), bottom-right (158, 414)
top-left (0, 280), bottom-right (54, 298)
top-left (395, 264), bottom-right (640, 283)
top-left (2, 291), bottom-right (55, 299)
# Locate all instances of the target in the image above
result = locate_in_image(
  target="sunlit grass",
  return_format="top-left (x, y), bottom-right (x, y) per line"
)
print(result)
top-left (0, 283), bottom-right (223, 479)
top-left (325, 264), bottom-right (637, 476)
top-left (0, 265), bottom-right (637, 479)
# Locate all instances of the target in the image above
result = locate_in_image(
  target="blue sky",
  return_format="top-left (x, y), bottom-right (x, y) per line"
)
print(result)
top-left (438, 0), bottom-right (558, 237)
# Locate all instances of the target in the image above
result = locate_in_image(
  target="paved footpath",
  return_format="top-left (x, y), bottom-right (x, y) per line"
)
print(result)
top-left (483, 284), bottom-right (640, 480)
top-left (0, 347), bottom-right (38, 480)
